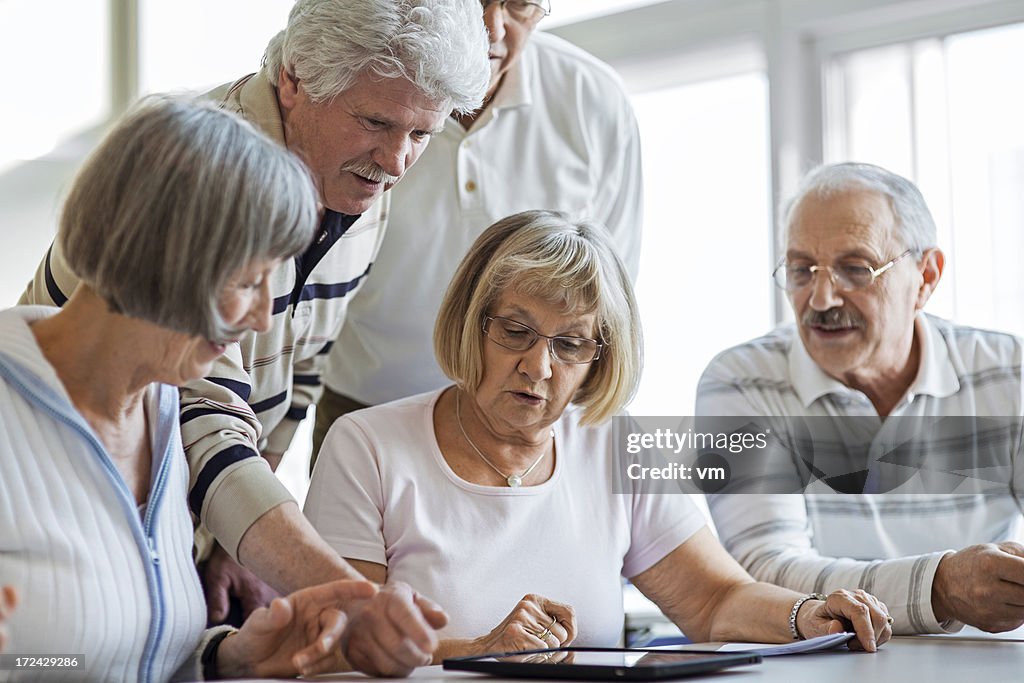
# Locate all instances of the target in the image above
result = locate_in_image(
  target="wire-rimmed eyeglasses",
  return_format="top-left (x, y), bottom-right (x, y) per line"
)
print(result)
top-left (483, 316), bottom-right (602, 364)
top-left (772, 249), bottom-right (915, 292)
top-left (481, 0), bottom-right (551, 24)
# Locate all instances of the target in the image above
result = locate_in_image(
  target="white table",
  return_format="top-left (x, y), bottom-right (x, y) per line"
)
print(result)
top-left (232, 631), bottom-right (1024, 682)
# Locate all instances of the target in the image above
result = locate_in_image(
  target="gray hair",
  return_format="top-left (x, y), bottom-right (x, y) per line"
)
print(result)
top-left (263, 0), bottom-right (490, 114)
top-left (60, 96), bottom-right (318, 341)
top-left (435, 210), bottom-right (643, 425)
top-left (780, 162), bottom-right (938, 256)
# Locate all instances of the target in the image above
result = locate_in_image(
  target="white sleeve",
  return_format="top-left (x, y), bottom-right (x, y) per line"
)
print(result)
top-left (303, 415), bottom-right (387, 565)
top-left (622, 490), bottom-right (706, 579)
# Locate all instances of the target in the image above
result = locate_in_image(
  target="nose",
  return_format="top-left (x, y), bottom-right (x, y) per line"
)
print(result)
top-left (483, 3), bottom-right (506, 44)
top-left (517, 338), bottom-right (553, 383)
top-left (371, 132), bottom-right (410, 179)
top-left (247, 277), bottom-right (274, 333)
top-left (808, 268), bottom-right (844, 311)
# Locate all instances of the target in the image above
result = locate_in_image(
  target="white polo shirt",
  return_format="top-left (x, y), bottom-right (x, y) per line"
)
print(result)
top-left (322, 32), bottom-right (643, 406)
top-left (697, 313), bottom-right (1024, 634)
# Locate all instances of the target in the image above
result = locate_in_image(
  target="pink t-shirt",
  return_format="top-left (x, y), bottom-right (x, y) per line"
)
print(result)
top-left (304, 388), bottom-right (705, 645)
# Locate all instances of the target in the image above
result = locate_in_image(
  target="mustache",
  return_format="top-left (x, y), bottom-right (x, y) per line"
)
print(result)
top-left (802, 307), bottom-right (865, 329)
top-left (340, 159), bottom-right (401, 185)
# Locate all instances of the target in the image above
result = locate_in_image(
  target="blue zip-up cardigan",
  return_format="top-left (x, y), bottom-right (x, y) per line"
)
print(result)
top-left (0, 306), bottom-right (210, 683)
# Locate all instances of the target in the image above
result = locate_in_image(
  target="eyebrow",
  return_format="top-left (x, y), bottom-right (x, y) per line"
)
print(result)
top-left (358, 111), bottom-right (445, 136)
top-left (498, 305), bottom-right (595, 337)
top-left (786, 247), bottom-right (882, 262)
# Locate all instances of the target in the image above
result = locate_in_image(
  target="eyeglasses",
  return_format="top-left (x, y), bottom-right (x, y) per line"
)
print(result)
top-left (772, 249), bottom-right (915, 292)
top-left (483, 316), bottom-right (602, 364)
top-left (481, 0), bottom-right (551, 24)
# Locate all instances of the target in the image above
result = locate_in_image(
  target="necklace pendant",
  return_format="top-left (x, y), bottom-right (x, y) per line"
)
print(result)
top-left (507, 474), bottom-right (523, 488)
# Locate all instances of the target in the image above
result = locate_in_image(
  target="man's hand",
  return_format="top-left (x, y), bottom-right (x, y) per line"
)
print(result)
top-left (202, 543), bottom-right (281, 625)
top-left (0, 585), bottom-right (17, 653)
top-left (932, 542), bottom-right (1024, 632)
top-left (342, 582), bottom-right (449, 677)
top-left (217, 579), bottom-right (377, 678)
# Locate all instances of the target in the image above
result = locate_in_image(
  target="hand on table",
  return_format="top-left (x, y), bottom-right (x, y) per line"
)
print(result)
top-left (342, 581), bottom-right (449, 677)
top-left (797, 589), bottom-right (892, 652)
top-left (216, 578), bottom-right (376, 678)
top-left (932, 542), bottom-right (1024, 632)
top-left (470, 594), bottom-right (577, 655)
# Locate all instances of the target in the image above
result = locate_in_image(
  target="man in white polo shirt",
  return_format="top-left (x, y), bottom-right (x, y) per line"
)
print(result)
top-left (311, 0), bottom-right (643, 460)
top-left (697, 162), bottom-right (1024, 635)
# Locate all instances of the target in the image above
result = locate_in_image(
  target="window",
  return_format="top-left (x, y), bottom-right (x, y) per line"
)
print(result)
top-left (0, 0), bottom-right (109, 172)
top-left (824, 21), bottom-right (1024, 338)
top-left (629, 72), bottom-right (773, 416)
top-left (139, 0), bottom-right (294, 94)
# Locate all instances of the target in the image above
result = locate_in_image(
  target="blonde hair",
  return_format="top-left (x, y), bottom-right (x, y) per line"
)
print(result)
top-left (435, 210), bottom-right (642, 425)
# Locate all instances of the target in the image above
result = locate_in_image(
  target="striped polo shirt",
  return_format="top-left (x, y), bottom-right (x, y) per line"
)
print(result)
top-left (697, 313), bottom-right (1024, 634)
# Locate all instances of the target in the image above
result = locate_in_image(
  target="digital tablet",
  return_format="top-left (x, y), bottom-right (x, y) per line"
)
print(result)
top-left (443, 647), bottom-right (762, 680)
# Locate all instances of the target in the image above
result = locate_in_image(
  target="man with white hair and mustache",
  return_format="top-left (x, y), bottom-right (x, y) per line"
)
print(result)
top-left (697, 162), bottom-right (1024, 637)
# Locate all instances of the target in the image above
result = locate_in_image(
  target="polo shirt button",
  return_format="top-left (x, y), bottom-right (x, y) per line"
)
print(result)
top-left (465, 180), bottom-right (477, 192)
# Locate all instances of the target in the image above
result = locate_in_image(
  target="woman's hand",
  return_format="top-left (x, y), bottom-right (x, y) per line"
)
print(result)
top-left (470, 594), bottom-right (577, 655)
top-left (0, 585), bottom-right (17, 653)
top-left (796, 589), bottom-right (893, 652)
top-left (216, 578), bottom-right (376, 678)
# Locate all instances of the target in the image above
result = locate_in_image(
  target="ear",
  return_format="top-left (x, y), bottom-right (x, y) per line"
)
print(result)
top-left (915, 248), bottom-right (945, 310)
top-left (276, 66), bottom-right (300, 111)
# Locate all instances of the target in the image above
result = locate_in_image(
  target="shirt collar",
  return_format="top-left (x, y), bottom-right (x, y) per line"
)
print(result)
top-left (453, 42), bottom-right (534, 133)
top-left (489, 46), bottom-right (533, 111)
top-left (237, 68), bottom-right (287, 147)
top-left (788, 312), bottom-right (960, 408)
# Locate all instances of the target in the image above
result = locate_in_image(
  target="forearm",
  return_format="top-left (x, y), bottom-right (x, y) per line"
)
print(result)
top-left (705, 582), bottom-right (803, 643)
top-left (433, 639), bottom-right (478, 664)
top-left (709, 494), bottom-right (950, 634)
top-left (237, 501), bottom-right (363, 594)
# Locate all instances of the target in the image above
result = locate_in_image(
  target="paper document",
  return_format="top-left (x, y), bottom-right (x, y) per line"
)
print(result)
top-left (717, 632), bottom-right (856, 655)
top-left (657, 632), bottom-right (856, 656)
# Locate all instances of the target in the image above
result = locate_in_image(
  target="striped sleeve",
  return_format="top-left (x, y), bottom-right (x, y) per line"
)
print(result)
top-left (181, 344), bottom-right (294, 560)
top-left (18, 239), bottom-right (77, 306)
top-left (697, 353), bottom-right (959, 635)
top-left (706, 493), bottom-right (955, 634)
top-left (262, 343), bottom-right (329, 455)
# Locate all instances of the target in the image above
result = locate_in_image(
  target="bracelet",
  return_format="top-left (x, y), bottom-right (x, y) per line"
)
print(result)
top-left (789, 593), bottom-right (827, 640)
top-left (201, 628), bottom-right (237, 680)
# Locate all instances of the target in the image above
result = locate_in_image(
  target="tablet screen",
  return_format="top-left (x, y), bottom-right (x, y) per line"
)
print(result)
top-left (476, 651), bottom-right (732, 665)
top-left (445, 647), bottom-right (761, 680)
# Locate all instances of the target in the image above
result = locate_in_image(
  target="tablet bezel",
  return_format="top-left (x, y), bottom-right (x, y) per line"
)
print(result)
top-left (443, 647), bottom-right (762, 680)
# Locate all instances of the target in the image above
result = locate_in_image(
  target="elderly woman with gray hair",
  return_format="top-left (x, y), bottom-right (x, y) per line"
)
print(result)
top-left (0, 97), bottom-right (381, 681)
top-left (306, 210), bottom-right (895, 660)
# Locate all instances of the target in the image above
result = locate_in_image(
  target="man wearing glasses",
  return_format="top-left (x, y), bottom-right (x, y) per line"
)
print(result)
top-left (697, 162), bottom-right (1024, 636)
top-left (311, 0), bottom-right (644, 462)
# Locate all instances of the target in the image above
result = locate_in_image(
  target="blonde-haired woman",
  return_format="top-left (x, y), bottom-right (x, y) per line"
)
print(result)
top-left (306, 210), bottom-right (893, 660)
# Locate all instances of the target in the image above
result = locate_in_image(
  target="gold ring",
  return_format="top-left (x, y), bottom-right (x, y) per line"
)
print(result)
top-left (886, 616), bottom-right (894, 625)
top-left (538, 629), bottom-right (552, 640)
top-left (545, 616), bottom-right (558, 630)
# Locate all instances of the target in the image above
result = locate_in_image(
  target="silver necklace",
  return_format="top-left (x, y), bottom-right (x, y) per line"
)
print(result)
top-left (455, 390), bottom-right (552, 487)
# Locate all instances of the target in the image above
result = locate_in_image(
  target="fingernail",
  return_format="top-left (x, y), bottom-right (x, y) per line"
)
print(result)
top-left (322, 636), bottom-right (332, 651)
